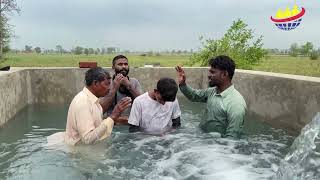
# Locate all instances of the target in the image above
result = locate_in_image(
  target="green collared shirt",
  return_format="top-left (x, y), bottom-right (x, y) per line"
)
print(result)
top-left (180, 84), bottom-right (247, 138)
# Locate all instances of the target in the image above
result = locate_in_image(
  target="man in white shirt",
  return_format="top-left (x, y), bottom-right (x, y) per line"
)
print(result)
top-left (128, 78), bottom-right (181, 134)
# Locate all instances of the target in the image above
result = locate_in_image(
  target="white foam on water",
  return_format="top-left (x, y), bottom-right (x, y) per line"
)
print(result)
top-left (275, 112), bottom-right (320, 180)
top-left (121, 132), bottom-right (287, 180)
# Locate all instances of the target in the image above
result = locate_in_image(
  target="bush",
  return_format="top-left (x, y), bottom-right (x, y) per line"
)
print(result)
top-left (310, 51), bottom-right (319, 60)
top-left (190, 19), bottom-right (266, 69)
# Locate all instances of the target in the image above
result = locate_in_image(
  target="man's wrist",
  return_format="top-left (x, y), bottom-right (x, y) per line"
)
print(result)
top-left (126, 84), bottom-right (133, 91)
top-left (110, 114), bottom-right (118, 121)
top-left (179, 81), bottom-right (186, 87)
top-left (102, 117), bottom-right (114, 127)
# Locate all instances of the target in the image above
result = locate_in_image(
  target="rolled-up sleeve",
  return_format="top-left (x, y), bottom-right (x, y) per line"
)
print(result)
top-left (75, 103), bottom-right (114, 144)
top-left (82, 117), bottom-right (114, 144)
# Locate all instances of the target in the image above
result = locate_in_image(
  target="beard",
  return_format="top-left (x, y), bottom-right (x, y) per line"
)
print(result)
top-left (208, 79), bottom-right (217, 87)
top-left (115, 68), bottom-right (130, 76)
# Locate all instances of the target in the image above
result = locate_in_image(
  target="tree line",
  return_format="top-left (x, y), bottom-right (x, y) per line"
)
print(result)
top-left (289, 42), bottom-right (319, 60)
top-left (15, 45), bottom-right (194, 56)
top-left (266, 42), bottom-right (320, 60)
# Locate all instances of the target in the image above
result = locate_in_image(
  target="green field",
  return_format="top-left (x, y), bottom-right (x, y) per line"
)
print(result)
top-left (0, 53), bottom-right (190, 68)
top-left (0, 53), bottom-right (319, 77)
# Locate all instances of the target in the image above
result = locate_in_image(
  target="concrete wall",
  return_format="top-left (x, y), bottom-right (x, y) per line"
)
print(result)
top-left (0, 70), bottom-right (30, 127)
top-left (1, 67), bottom-right (319, 134)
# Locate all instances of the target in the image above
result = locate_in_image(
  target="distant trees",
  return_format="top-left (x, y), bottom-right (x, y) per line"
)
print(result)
top-left (310, 50), bottom-right (319, 60)
top-left (289, 42), bottom-right (319, 60)
top-left (88, 48), bottom-right (94, 54)
top-left (289, 43), bottom-right (299, 57)
top-left (34, 47), bottom-right (41, 54)
top-left (56, 45), bottom-right (64, 54)
top-left (84, 48), bottom-right (89, 55)
top-left (73, 46), bottom-right (83, 55)
top-left (95, 48), bottom-right (100, 55)
top-left (101, 48), bottom-right (106, 54)
top-left (24, 45), bottom-right (32, 53)
top-left (0, 0), bottom-right (20, 59)
top-left (107, 47), bottom-right (116, 54)
top-left (300, 42), bottom-right (313, 57)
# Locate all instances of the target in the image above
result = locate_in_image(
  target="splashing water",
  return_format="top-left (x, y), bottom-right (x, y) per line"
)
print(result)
top-left (275, 113), bottom-right (320, 180)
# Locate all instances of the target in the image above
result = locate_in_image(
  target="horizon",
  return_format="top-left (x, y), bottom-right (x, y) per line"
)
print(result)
top-left (9, 0), bottom-right (320, 51)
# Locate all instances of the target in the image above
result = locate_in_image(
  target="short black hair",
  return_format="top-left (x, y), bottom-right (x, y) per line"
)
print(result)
top-left (209, 55), bottom-right (235, 80)
top-left (85, 67), bottom-right (110, 86)
top-left (156, 77), bottom-right (178, 102)
top-left (112, 55), bottom-right (128, 66)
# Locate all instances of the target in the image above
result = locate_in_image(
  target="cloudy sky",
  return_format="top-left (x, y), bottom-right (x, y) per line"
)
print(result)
top-left (9, 0), bottom-right (320, 51)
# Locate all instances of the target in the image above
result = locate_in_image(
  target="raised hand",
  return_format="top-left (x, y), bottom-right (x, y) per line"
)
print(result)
top-left (120, 76), bottom-right (131, 89)
top-left (110, 97), bottom-right (131, 120)
top-left (175, 66), bottom-right (186, 85)
top-left (113, 73), bottom-right (125, 90)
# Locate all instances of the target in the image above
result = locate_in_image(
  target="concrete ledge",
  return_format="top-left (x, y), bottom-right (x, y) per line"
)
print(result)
top-left (1, 67), bottom-right (319, 134)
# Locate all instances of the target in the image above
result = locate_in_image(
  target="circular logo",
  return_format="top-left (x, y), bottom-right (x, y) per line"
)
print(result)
top-left (270, 6), bottom-right (305, 31)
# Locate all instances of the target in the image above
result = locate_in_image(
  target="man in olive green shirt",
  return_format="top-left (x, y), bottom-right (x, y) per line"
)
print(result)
top-left (176, 55), bottom-right (246, 138)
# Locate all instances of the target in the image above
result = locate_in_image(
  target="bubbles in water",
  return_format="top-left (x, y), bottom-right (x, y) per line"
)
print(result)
top-left (275, 112), bottom-right (320, 180)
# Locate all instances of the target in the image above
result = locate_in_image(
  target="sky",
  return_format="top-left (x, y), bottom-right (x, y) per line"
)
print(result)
top-left (8, 0), bottom-right (320, 51)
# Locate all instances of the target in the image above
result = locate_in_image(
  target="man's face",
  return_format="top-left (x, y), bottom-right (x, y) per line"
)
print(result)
top-left (208, 67), bottom-right (225, 87)
top-left (113, 58), bottom-right (129, 76)
top-left (154, 90), bottom-right (165, 105)
top-left (94, 77), bottom-right (111, 97)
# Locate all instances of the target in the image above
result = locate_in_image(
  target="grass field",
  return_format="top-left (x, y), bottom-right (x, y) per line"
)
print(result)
top-left (254, 55), bottom-right (320, 77)
top-left (0, 53), bottom-right (319, 77)
top-left (0, 53), bottom-right (190, 68)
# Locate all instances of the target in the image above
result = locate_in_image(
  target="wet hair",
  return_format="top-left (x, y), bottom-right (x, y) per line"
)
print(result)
top-left (85, 67), bottom-right (110, 86)
top-left (112, 55), bottom-right (128, 66)
top-left (209, 55), bottom-right (235, 80)
top-left (156, 77), bottom-right (178, 102)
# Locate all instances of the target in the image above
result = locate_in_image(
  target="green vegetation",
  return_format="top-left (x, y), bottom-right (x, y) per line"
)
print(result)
top-left (0, 53), bottom-right (190, 68)
top-left (289, 42), bottom-right (320, 60)
top-left (0, 0), bottom-right (20, 59)
top-left (0, 53), bottom-right (319, 77)
top-left (254, 55), bottom-right (320, 77)
top-left (190, 19), bottom-right (266, 69)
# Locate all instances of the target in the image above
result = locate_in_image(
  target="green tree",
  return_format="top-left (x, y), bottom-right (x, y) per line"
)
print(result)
top-left (34, 47), bottom-right (41, 54)
top-left (24, 45), bottom-right (32, 53)
top-left (95, 48), bottom-right (100, 55)
top-left (0, 0), bottom-right (20, 59)
top-left (190, 19), bottom-right (266, 69)
top-left (107, 47), bottom-right (116, 54)
top-left (289, 43), bottom-right (300, 57)
top-left (84, 48), bottom-right (89, 55)
top-left (56, 45), bottom-right (63, 54)
top-left (73, 46), bottom-right (83, 55)
top-left (101, 48), bottom-right (106, 54)
top-left (88, 48), bottom-right (94, 54)
top-left (300, 42), bottom-right (313, 56)
top-left (2, 44), bottom-right (10, 53)
top-left (310, 50), bottom-right (319, 60)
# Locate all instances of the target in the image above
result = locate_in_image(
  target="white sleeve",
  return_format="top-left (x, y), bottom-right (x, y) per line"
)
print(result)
top-left (172, 98), bottom-right (181, 119)
top-left (128, 99), bottom-right (142, 126)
